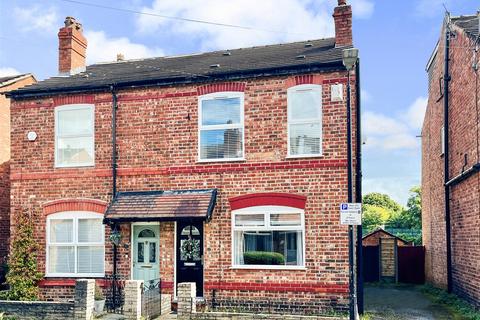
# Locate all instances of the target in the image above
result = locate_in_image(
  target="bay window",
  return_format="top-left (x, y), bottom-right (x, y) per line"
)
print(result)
top-left (198, 92), bottom-right (244, 161)
top-left (55, 104), bottom-right (95, 167)
top-left (46, 211), bottom-right (104, 277)
top-left (232, 207), bottom-right (305, 268)
top-left (287, 84), bottom-right (322, 157)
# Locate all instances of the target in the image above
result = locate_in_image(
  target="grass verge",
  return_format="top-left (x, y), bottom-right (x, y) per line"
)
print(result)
top-left (420, 284), bottom-right (480, 320)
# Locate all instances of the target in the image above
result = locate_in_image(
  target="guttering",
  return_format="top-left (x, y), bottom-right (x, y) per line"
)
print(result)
top-left (7, 61), bottom-right (345, 99)
top-left (445, 163), bottom-right (480, 187)
top-left (443, 14), bottom-right (453, 293)
top-left (355, 59), bottom-right (364, 314)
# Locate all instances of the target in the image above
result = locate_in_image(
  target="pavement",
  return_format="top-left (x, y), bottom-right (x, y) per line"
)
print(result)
top-left (364, 284), bottom-right (456, 320)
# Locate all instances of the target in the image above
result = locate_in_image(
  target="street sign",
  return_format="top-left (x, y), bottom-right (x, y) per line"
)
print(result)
top-left (340, 203), bottom-right (362, 225)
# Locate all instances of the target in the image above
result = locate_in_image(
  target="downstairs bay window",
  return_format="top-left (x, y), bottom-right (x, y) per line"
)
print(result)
top-left (232, 208), bottom-right (305, 269)
top-left (46, 211), bottom-right (105, 277)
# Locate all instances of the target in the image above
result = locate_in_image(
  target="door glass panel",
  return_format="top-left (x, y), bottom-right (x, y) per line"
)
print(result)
top-left (181, 225), bottom-right (200, 236)
top-left (149, 242), bottom-right (156, 263)
top-left (139, 229), bottom-right (155, 238)
top-left (137, 242), bottom-right (144, 263)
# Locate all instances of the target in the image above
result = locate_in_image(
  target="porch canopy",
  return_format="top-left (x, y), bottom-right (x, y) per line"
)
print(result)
top-left (104, 189), bottom-right (217, 223)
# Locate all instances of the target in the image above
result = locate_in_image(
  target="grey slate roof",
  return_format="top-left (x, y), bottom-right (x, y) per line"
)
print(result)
top-left (10, 38), bottom-right (347, 98)
top-left (452, 15), bottom-right (479, 39)
top-left (0, 74), bottom-right (30, 88)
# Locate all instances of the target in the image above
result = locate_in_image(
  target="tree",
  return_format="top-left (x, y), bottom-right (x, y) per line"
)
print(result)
top-left (363, 192), bottom-right (403, 213)
top-left (1, 209), bottom-right (43, 300)
top-left (362, 193), bottom-right (403, 233)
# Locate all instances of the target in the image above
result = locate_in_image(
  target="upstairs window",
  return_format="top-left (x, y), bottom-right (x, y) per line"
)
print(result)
top-left (46, 211), bottom-right (104, 277)
top-left (287, 84), bottom-right (322, 157)
top-left (55, 104), bottom-right (94, 167)
top-left (198, 92), bottom-right (244, 161)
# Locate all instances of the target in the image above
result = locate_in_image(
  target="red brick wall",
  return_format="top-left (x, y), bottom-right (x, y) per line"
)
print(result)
top-left (422, 22), bottom-right (480, 307)
top-left (10, 71), bottom-right (357, 314)
top-left (0, 162), bottom-right (9, 269)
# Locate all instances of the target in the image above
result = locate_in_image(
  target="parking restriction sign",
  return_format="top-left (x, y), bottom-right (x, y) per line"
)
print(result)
top-left (340, 203), bottom-right (362, 225)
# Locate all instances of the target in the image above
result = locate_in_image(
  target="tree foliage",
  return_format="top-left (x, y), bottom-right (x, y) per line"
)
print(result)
top-left (0, 209), bottom-right (43, 301)
top-left (363, 192), bottom-right (403, 213)
top-left (362, 187), bottom-right (422, 244)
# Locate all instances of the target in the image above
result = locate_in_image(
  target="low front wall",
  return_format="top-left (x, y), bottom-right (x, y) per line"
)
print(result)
top-left (0, 300), bottom-right (74, 320)
top-left (191, 312), bottom-right (347, 320)
top-left (209, 291), bottom-right (349, 315)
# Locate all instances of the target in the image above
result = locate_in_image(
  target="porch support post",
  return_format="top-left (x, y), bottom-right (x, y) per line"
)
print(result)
top-left (178, 282), bottom-right (196, 320)
top-left (124, 280), bottom-right (143, 320)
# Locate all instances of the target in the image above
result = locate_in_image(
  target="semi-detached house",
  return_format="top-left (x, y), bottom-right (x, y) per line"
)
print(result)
top-left (7, 0), bottom-right (360, 314)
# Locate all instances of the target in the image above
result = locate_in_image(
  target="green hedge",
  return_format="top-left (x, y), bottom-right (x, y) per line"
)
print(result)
top-left (243, 251), bottom-right (285, 265)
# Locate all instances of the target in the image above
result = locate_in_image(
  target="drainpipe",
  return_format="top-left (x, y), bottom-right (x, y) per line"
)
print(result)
top-left (443, 14), bottom-right (453, 293)
top-left (355, 59), bottom-right (364, 314)
top-left (110, 85), bottom-right (119, 304)
top-left (346, 68), bottom-right (355, 320)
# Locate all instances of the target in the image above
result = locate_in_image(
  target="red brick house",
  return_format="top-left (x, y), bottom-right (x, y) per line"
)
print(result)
top-left (0, 73), bottom-right (36, 285)
top-left (7, 1), bottom-right (360, 314)
top-left (422, 13), bottom-right (480, 307)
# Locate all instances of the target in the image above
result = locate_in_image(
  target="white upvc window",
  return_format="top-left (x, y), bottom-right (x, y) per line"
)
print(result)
top-left (287, 84), bottom-right (322, 157)
top-left (232, 206), bottom-right (305, 269)
top-left (55, 104), bottom-right (95, 167)
top-left (198, 92), bottom-right (244, 162)
top-left (46, 211), bottom-right (105, 277)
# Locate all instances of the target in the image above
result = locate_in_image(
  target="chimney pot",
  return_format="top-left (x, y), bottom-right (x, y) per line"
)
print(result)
top-left (338, 0), bottom-right (347, 5)
top-left (58, 16), bottom-right (87, 76)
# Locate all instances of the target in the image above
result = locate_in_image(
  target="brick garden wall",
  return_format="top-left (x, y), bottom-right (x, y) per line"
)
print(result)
top-left (10, 71), bottom-right (357, 314)
top-left (422, 22), bottom-right (480, 306)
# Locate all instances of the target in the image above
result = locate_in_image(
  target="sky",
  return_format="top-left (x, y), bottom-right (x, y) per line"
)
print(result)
top-left (0, 0), bottom-right (479, 205)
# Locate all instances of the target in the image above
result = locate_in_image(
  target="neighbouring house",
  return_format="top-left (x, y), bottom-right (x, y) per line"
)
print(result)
top-left (0, 73), bottom-right (36, 285)
top-left (7, 0), bottom-right (360, 315)
top-left (422, 12), bottom-right (480, 307)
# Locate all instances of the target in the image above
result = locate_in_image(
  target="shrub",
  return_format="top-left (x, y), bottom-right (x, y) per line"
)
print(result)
top-left (243, 251), bottom-right (285, 265)
top-left (3, 209), bottom-right (43, 301)
top-left (94, 283), bottom-right (104, 301)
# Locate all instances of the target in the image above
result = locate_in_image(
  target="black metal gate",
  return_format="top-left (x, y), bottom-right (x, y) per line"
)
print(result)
top-left (362, 245), bottom-right (380, 282)
top-left (141, 278), bottom-right (162, 319)
top-left (398, 246), bottom-right (425, 284)
top-left (104, 275), bottom-right (125, 314)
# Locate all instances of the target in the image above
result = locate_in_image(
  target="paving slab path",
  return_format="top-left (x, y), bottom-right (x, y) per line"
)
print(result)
top-left (364, 285), bottom-right (456, 320)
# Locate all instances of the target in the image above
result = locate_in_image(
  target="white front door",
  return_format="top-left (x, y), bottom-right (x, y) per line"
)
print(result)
top-left (132, 224), bottom-right (160, 283)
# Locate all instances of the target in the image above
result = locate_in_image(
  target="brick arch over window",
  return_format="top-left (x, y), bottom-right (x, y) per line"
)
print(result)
top-left (42, 199), bottom-right (107, 216)
top-left (229, 193), bottom-right (307, 210)
top-left (285, 75), bottom-right (323, 88)
top-left (197, 82), bottom-right (246, 95)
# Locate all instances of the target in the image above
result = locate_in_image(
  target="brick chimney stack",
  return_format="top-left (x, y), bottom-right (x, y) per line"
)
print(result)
top-left (58, 17), bottom-right (87, 76)
top-left (333, 0), bottom-right (353, 47)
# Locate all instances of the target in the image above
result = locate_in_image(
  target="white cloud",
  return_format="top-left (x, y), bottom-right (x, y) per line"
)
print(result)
top-left (85, 30), bottom-right (164, 64)
top-left (362, 96), bottom-right (427, 151)
top-left (351, 0), bottom-right (374, 19)
top-left (13, 5), bottom-right (58, 33)
top-left (404, 96), bottom-right (427, 131)
top-left (135, 0), bottom-right (337, 51)
top-left (0, 67), bottom-right (21, 77)
top-left (361, 89), bottom-right (372, 104)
